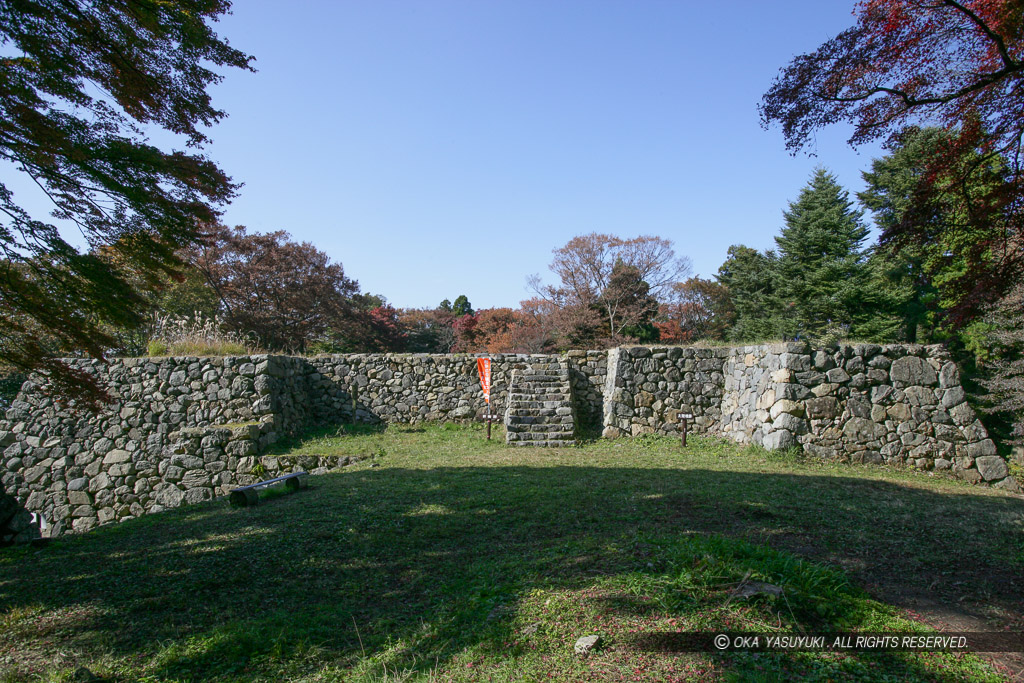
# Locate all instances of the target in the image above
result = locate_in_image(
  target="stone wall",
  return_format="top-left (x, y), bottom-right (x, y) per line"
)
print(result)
top-left (0, 344), bottom-right (1015, 541)
top-left (0, 355), bottom-right (290, 536)
top-left (0, 352), bottom-right (610, 537)
top-left (602, 346), bottom-right (731, 437)
top-left (267, 352), bottom-right (608, 430)
top-left (717, 342), bottom-right (1017, 492)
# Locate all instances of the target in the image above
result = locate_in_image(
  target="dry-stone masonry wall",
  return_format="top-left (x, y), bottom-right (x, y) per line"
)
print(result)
top-left (713, 342), bottom-right (1016, 492)
top-left (601, 346), bottom-right (730, 438)
top-left (0, 343), bottom-right (1015, 542)
top-left (0, 352), bottom-right (609, 538)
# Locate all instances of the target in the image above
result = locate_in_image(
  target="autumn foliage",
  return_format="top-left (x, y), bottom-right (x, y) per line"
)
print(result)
top-left (0, 1), bottom-right (252, 400)
top-left (761, 0), bottom-right (1024, 323)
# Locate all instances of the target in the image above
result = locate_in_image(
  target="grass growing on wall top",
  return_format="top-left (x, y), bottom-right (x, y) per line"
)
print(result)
top-left (0, 425), bottom-right (1021, 682)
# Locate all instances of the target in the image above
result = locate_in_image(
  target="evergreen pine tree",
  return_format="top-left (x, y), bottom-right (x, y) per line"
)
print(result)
top-left (716, 245), bottom-right (785, 342)
top-left (775, 169), bottom-right (881, 340)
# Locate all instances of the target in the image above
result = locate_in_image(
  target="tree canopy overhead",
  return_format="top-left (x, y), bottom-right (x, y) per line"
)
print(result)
top-left (0, 0), bottom-right (252, 399)
top-left (760, 0), bottom-right (1023, 155)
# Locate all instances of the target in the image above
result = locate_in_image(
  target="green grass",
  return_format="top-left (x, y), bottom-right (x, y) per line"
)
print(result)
top-left (1, 424), bottom-right (1022, 682)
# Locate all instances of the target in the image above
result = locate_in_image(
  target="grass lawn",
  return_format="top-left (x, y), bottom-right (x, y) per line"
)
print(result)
top-left (1, 423), bottom-right (1023, 682)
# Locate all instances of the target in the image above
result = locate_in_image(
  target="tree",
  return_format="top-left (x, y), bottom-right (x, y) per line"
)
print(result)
top-left (450, 307), bottom-right (552, 354)
top-left (774, 169), bottom-right (880, 340)
top-left (363, 304), bottom-right (406, 352)
top-left (452, 295), bottom-right (474, 316)
top-left (449, 313), bottom-right (479, 353)
top-left (658, 277), bottom-right (734, 343)
top-left (761, 0), bottom-right (1024, 324)
top-left (532, 233), bottom-right (691, 304)
top-left (974, 281), bottom-right (1024, 447)
top-left (0, 1), bottom-right (252, 399)
top-left (190, 225), bottom-right (362, 352)
top-left (598, 262), bottom-right (659, 340)
top-left (398, 307), bottom-right (456, 353)
top-left (716, 245), bottom-right (784, 342)
top-left (860, 126), bottom-right (1013, 331)
top-left (529, 232), bottom-right (691, 347)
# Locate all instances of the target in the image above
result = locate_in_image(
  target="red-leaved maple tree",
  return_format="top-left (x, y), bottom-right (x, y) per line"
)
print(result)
top-left (761, 0), bottom-right (1023, 324)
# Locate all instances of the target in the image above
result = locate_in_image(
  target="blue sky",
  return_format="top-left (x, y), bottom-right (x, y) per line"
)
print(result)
top-left (117, 2), bottom-right (897, 308)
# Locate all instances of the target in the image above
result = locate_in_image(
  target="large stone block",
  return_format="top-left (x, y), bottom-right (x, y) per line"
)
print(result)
top-left (967, 439), bottom-right (997, 458)
top-left (88, 472), bottom-right (112, 492)
top-left (102, 449), bottom-right (131, 465)
top-left (843, 417), bottom-right (885, 443)
top-left (890, 356), bottom-right (937, 387)
top-left (974, 456), bottom-right (1008, 482)
top-left (903, 386), bottom-right (938, 407)
top-left (762, 429), bottom-right (796, 450)
top-left (769, 399), bottom-right (805, 420)
top-left (153, 484), bottom-right (185, 508)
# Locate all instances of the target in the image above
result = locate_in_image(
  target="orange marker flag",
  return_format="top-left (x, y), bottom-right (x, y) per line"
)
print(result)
top-left (477, 357), bottom-right (491, 404)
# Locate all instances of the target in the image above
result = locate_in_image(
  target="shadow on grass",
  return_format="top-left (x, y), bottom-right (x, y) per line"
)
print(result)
top-left (1, 465), bottom-right (1021, 681)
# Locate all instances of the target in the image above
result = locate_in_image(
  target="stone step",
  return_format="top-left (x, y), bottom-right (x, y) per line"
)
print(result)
top-left (506, 414), bottom-right (567, 423)
top-left (509, 382), bottom-right (573, 393)
top-left (504, 365), bottom-right (576, 447)
top-left (513, 378), bottom-right (567, 386)
top-left (506, 401), bottom-right (571, 411)
top-left (507, 432), bottom-right (576, 442)
top-left (509, 389), bottom-right (572, 397)
top-left (506, 423), bottom-right (574, 433)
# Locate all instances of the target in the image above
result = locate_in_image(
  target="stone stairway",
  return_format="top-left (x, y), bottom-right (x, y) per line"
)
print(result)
top-left (504, 363), bottom-right (577, 447)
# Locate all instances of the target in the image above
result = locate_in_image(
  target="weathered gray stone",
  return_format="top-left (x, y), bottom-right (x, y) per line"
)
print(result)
top-left (825, 367), bottom-right (850, 383)
top-left (938, 362), bottom-right (960, 388)
top-left (890, 356), bottom-right (937, 387)
top-left (843, 418), bottom-right (885, 443)
top-left (102, 449), bottom-right (131, 465)
top-left (941, 387), bottom-right (966, 409)
top-left (993, 477), bottom-right (1021, 493)
top-left (762, 429), bottom-right (796, 450)
top-left (184, 487), bottom-right (213, 505)
top-left (153, 484), bottom-right (184, 508)
top-left (772, 413), bottom-right (806, 434)
top-left (949, 402), bottom-right (975, 426)
top-left (574, 635), bottom-right (602, 655)
top-left (967, 439), bottom-right (997, 458)
top-left (903, 386), bottom-right (937, 407)
top-left (67, 476), bottom-right (89, 492)
top-left (974, 456), bottom-right (1008, 482)
top-left (769, 400), bottom-right (804, 419)
top-left (806, 397), bottom-right (838, 420)
top-left (87, 472), bottom-right (112, 492)
top-left (181, 471), bottom-right (212, 489)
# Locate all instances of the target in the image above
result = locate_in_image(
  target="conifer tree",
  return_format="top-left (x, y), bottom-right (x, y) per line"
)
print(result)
top-left (775, 169), bottom-right (883, 340)
top-left (716, 245), bottom-right (784, 343)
